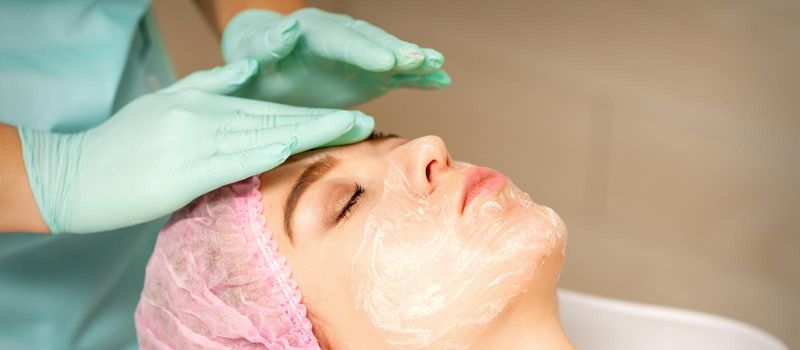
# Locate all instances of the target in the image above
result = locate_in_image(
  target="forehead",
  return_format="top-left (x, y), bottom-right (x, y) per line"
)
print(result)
top-left (266, 136), bottom-right (406, 181)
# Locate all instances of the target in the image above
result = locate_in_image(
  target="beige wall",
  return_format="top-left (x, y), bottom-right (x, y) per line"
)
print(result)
top-left (154, 0), bottom-right (799, 347)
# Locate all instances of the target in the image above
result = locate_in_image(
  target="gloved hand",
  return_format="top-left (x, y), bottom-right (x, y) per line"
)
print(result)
top-left (221, 7), bottom-right (451, 108)
top-left (19, 59), bottom-right (373, 234)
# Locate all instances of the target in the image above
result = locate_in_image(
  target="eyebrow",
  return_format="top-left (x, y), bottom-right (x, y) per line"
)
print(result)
top-left (284, 155), bottom-right (339, 242)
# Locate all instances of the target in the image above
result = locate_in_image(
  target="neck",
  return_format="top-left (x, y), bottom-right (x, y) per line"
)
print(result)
top-left (473, 288), bottom-right (574, 350)
top-left (471, 252), bottom-right (574, 349)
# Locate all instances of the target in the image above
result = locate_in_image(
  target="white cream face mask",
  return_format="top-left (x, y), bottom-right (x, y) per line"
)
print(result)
top-left (350, 139), bottom-right (567, 349)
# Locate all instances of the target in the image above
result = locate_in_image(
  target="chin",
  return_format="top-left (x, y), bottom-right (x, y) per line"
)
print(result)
top-left (522, 203), bottom-right (568, 292)
top-left (499, 181), bottom-right (568, 283)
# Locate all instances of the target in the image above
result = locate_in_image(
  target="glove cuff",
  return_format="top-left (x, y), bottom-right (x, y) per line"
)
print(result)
top-left (18, 127), bottom-right (85, 234)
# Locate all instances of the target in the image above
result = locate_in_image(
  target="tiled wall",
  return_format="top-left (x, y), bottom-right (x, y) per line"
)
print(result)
top-left (154, 0), bottom-right (799, 346)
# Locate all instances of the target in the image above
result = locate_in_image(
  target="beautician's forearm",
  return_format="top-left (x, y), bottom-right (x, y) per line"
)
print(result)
top-left (0, 124), bottom-right (49, 233)
top-left (194, 0), bottom-right (306, 36)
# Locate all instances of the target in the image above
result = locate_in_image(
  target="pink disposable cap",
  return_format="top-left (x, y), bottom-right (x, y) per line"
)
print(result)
top-left (135, 176), bottom-right (319, 350)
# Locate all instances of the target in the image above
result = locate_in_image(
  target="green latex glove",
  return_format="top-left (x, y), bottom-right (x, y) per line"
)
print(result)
top-left (19, 60), bottom-right (374, 234)
top-left (222, 7), bottom-right (451, 108)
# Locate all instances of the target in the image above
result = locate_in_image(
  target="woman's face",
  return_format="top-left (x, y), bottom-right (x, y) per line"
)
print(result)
top-left (258, 135), bottom-right (567, 349)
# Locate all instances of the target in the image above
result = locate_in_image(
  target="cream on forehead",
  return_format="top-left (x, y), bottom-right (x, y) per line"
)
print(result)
top-left (350, 139), bottom-right (567, 349)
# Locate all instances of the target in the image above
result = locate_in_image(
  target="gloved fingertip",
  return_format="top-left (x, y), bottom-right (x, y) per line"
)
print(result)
top-left (431, 70), bottom-right (452, 87)
top-left (423, 48), bottom-right (445, 69)
top-left (277, 18), bottom-right (301, 41)
top-left (242, 58), bottom-right (260, 78)
top-left (354, 111), bottom-right (375, 132)
top-left (287, 136), bottom-right (298, 151)
top-left (322, 111), bottom-right (375, 147)
top-left (226, 59), bottom-right (260, 84)
top-left (350, 112), bottom-right (376, 142)
top-left (281, 137), bottom-right (298, 157)
top-left (412, 69), bottom-right (451, 89)
top-left (395, 45), bottom-right (425, 70)
top-left (388, 70), bottom-right (451, 90)
top-left (251, 142), bottom-right (293, 165)
top-left (315, 111), bottom-right (358, 130)
top-left (264, 19), bottom-right (301, 59)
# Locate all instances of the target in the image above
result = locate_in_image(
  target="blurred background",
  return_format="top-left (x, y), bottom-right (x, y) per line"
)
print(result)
top-left (154, 0), bottom-right (799, 347)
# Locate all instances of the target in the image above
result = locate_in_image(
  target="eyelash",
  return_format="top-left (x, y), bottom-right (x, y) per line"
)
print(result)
top-left (337, 184), bottom-right (365, 223)
top-left (368, 131), bottom-right (398, 140)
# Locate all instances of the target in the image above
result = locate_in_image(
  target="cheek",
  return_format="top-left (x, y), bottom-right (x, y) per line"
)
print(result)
top-left (283, 220), bottom-right (378, 342)
top-left (350, 168), bottom-right (567, 349)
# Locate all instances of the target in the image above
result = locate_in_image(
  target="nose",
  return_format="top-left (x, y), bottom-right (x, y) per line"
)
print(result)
top-left (394, 135), bottom-right (451, 195)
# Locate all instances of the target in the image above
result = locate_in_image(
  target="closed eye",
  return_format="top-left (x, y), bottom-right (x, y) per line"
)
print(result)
top-left (336, 184), bottom-right (365, 223)
top-left (368, 131), bottom-right (399, 141)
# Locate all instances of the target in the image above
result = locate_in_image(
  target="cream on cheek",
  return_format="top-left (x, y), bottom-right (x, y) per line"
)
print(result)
top-left (350, 149), bottom-right (567, 349)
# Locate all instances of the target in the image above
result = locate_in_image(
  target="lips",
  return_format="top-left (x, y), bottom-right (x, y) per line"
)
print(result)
top-left (460, 167), bottom-right (508, 214)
